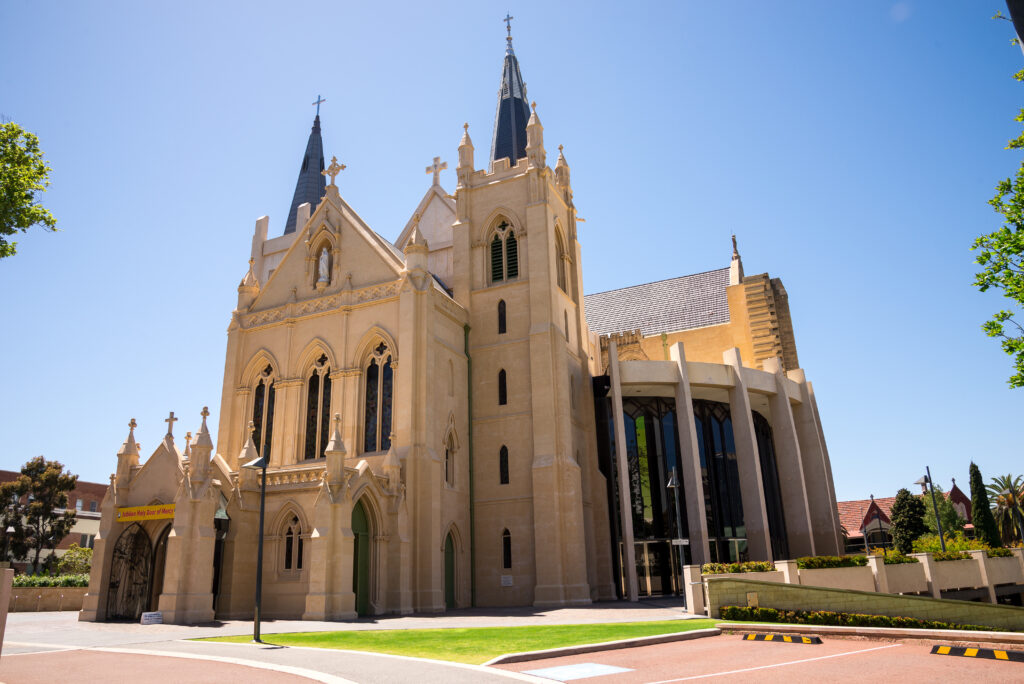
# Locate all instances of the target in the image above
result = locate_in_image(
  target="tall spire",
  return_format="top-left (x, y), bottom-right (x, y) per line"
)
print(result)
top-left (283, 108), bottom-right (327, 235)
top-left (490, 16), bottom-right (531, 167)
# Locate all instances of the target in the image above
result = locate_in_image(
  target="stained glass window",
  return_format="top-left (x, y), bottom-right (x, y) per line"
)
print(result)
top-left (304, 371), bottom-right (320, 460)
top-left (251, 365), bottom-right (276, 463)
top-left (363, 343), bottom-right (394, 453)
top-left (303, 354), bottom-right (332, 461)
top-left (283, 515), bottom-right (302, 571)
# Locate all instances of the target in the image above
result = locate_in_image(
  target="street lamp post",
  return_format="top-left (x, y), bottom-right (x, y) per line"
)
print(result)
top-left (666, 467), bottom-right (686, 597)
top-left (241, 421), bottom-right (268, 643)
top-left (921, 466), bottom-right (946, 553)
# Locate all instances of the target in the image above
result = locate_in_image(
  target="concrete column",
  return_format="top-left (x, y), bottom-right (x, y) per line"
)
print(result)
top-left (807, 382), bottom-right (843, 554)
top-left (669, 343), bottom-right (710, 566)
top-left (608, 339), bottom-right (638, 602)
top-left (776, 559), bottom-right (799, 585)
top-left (723, 348), bottom-right (772, 562)
top-left (0, 568), bottom-right (11, 656)
top-left (762, 358), bottom-right (814, 558)
top-left (682, 564), bottom-right (705, 616)
top-left (913, 552), bottom-right (941, 598)
top-left (967, 550), bottom-right (997, 604)
top-left (786, 369), bottom-right (840, 555)
top-left (866, 555), bottom-right (888, 593)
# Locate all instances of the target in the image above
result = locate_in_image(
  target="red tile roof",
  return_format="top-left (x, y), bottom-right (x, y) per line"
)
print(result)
top-left (836, 496), bottom-right (896, 539)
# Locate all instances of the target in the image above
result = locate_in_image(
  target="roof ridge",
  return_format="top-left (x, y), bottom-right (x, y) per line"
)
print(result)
top-left (584, 267), bottom-right (730, 298)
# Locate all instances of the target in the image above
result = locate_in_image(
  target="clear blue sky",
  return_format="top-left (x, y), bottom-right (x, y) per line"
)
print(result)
top-left (1, 1), bottom-right (1021, 501)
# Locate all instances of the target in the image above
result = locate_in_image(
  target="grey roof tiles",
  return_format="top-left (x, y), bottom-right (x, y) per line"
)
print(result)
top-left (583, 268), bottom-right (731, 337)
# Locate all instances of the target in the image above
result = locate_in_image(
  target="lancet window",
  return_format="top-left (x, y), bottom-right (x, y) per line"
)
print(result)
top-left (251, 365), bottom-right (277, 462)
top-left (555, 229), bottom-right (568, 293)
top-left (444, 433), bottom-right (455, 487)
top-left (499, 445), bottom-right (509, 485)
top-left (498, 369), bottom-right (508, 405)
top-left (502, 529), bottom-right (512, 569)
top-left (363, 342), bottom-right (394, 453)
top-left (283, 515), bottom-right (303, 571)
top-left (498, 300), bottom-right (507, 334)
top-left (489, 221), bottom-right (519, 283)
top-left (303, 354), bottom-right (332, 460)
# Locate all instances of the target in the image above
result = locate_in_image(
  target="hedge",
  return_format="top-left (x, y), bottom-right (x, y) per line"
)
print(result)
top-left (932, 551), bottom-right (971, 562)
top-left (795, 555), bottom-right (867, 569)
top-left (718, 605), bottom-right (1011, 632)
top-left (701, 561), bottom-right (775, 574)
top-left (12, 574), bottom-right (89, 587)
top-left (882, 554), bottom-right (919, 565)
top-left (986, 548), bottom-right (1014, 558)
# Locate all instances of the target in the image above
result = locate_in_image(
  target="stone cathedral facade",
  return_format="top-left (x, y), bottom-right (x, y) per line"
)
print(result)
top-left (81, 28), bottom-right (842, 624)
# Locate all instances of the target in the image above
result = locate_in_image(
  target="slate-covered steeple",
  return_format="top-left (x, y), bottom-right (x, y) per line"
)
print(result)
top-left (283, 114), bottom-right (327, 235)
top-left (490, 17), bottom-right (531, 167)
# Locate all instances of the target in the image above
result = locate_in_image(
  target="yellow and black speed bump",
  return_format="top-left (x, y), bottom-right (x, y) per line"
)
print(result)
top-left (743, 633), bottom-right (822, 644)
top-left (931, 645), bottom-right (1024, 662)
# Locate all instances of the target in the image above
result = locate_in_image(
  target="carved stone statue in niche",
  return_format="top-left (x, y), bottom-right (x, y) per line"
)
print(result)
top-left (317, 247), bottom-right (330, 284)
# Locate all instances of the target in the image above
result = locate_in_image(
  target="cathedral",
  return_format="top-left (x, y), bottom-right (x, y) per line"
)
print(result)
top-left (81, 26), bottom-right (842, 623)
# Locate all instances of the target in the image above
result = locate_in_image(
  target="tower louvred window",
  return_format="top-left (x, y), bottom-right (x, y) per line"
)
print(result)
top-left (491, 235), bottom-right (504, 282)
top-left (489, 221), bottom-right (519, 283)
top-left (505, 232), bottom-right (518, 279)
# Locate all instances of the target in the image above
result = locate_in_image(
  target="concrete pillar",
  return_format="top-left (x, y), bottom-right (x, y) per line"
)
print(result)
top-left (682, 564), bottom-right (705, 615)
top-left (786, 369), bottom-right (840, 555)
top-left (608, 339), bottom-right (638, 602)
top-left (913, 552), bottom-right (941, 598)
top-left (723, 348), bottom-right (772, 562)
top-left (866, 555), bottom-right (888, 594)
top-left (776, 558), bottom-right (799, 585)
top-left (669, 343), bottom-right (710, 566)
top-left (762, 358), bottom-right (814, 558)
top-left (967, 550), bottom-right (998, 604)
top-left (807, 382), bottom-right (842, 554)
top-left (0, 568), bottom-right (11, 656)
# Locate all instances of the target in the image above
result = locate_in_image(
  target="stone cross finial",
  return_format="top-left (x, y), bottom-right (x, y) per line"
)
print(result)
top-left (425, 156), bottom-right (447, 185)
top-left (312, 94), bottom-right (326, 116)
top-left (323, 156), bottom-right (345, 186)
top-left (248, 420), bottom-right (256, 436)
top-left (165, 411), bottom-right (177, 436)
top-left (129, 418), bottom-right (137, 433)
top-left (464, 122), bottom-right (469, 132)
top-left (201, 406), bottom-right (210, 420)
top-left (558, 144), bottom-right (563, 152)
top-left (531, 101), bottom-right (537, 112)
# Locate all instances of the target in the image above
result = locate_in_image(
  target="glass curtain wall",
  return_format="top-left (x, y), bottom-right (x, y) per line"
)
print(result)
top-left (692, 400), bottom-right (747, 563)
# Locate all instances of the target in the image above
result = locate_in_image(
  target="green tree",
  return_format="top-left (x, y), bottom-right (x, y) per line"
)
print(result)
top-left (973, 69), bottom-right (1024, 388)
top-left (0, 478), bottom-right (29, 561)
top-left (987, 473), bottom-right (1024, 544)
top-left (921, 487), bottom-right (966, 538)
top-left (56, 543), bottom-right (92, 575)
top-left (969, 462), bottom-right (1002, 547)
top-left (0, 122), bottom-right (57, 258)
top-left (889, 488), bottom-right (927, 555)
top-left (18, 456), bottom-right (77, 571)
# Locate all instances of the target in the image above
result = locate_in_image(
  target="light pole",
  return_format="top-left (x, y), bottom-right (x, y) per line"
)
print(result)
top-left (241, 421), bottom-right (268, 643)
top-left (918, 467), bottom-right (946, 553)
top-left (666, 467), bottom-right (686, 596)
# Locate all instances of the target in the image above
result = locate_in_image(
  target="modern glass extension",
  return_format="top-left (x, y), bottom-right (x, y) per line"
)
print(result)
top-left (594, 392), bottom-right (789, 599)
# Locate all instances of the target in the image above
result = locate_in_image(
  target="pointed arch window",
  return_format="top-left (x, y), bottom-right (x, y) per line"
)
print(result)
top-left (363, 342), bottom-right (394, 453)
top-left (502, 529), bottom-right (512, 569)
top-left (555, 230), bottom-right (568, 293)
top-left (303, 354), bottom-right (332, 460)
top-left (489, 221), bottom-right (519, 283)
top-left (283, 515), bottom-right (303, 571)
top-left (444, 433), bottom-right (455, 488)
top-left (251, 365), bottom-right (277, 462)
top-left (498, 369), bottom-right (508, 406)
top-left (499, 445), bottom-right (509, 485)
top-left (498, 300), bottom-right (507, 334)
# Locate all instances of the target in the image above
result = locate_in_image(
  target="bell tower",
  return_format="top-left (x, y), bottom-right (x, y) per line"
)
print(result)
top-left (451, 19), bottom-right (610, 607)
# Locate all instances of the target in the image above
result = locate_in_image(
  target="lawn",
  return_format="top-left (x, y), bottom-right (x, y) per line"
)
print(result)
top-left (201, 618), bottom-right (719, 664)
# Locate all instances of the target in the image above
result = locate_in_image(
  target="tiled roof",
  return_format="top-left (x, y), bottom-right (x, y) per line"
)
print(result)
top-left (584, 268), bottom-right (731, 337)
top-left (836, 496), bottom-right (896, 538)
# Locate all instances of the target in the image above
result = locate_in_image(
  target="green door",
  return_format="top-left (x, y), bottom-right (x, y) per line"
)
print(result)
top-left (444, 532), bottom-right (456, 610)
top-left (352, 500), bottom-right (370, 616)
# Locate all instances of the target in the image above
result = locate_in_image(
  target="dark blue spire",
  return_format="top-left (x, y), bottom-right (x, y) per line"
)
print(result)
top-left (283, 115), bottom-right (326, 235)
top-left (489, 26), bottom-right (531, 167)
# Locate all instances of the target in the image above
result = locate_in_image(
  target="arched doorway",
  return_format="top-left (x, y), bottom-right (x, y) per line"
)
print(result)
top-left (148, 523), bottom-right (171, 612)
top-left (444, 532), bottom-right (456, 610)
top-left (351, 500), bottom-right (371, 616)
top-left (106, 523), bottom-right (152, 621)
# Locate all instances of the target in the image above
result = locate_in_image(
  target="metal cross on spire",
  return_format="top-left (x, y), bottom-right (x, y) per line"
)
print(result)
top-left (425, 156), bottom-right (447, 186)
top-left (504, 13), bottom-right (514, 42)
top-left (312, 95), bottom-right (326, 117)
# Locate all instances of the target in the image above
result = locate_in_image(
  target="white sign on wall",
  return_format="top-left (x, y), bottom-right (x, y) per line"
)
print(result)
top-left (140, 611), bottom-right (163, 625)
top-left (500, 575), bottom-right (514, 587)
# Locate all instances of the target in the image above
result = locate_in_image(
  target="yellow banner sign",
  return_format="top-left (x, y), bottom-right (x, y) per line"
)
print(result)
top-left (116, 504), bottom-right (176, 523)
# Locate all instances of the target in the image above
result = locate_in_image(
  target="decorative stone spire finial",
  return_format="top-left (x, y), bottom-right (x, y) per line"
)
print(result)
top-left (383, 432), bottom-right (401, 490)
top-left (425, 156), bottom-right (447, 186)
top-left (458, 123), bottom-right (475, 185)
top-left (728, 234), bottom-right (744, 286)
top-left (525, 101), bottom-right (545, 168)
top-left (324, 413), bottom-right (346, 485)
top-left (194, 406), bottom-right (214, 448)
top-left (116, 417), bottom-right (140, 485)
top-left (323, 156), bottom-right (345, 187)
top-left (164, 411), bottom-right (177, 437)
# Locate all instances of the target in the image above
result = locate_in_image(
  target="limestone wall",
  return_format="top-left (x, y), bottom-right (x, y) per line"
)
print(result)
top-left (9, 587), bottom-right (87, 612)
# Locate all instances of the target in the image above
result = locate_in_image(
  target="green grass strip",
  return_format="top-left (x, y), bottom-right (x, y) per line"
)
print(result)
top-left (200, 619), bottom-right (718, 664)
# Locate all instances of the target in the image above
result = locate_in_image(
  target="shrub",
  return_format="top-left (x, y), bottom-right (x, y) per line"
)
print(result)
top-left (718, 605), bottom-right (1009, 632)
top-left (932, 550), bottom-right (972, 562)
top-left (701, 561), bottom-right (775, 574)
top-left (882, 554), bottom-right (919, 565)
top-left (987, 547), bottom-right (1014, 558)
top-left (912, 532), bottom-right (986, 554)
top-left (57, 544), bottom-right (92, 575)
top-left (795, 555), bottom-right (867, 569)
top-left (12, 573), bottom-right (89, 587)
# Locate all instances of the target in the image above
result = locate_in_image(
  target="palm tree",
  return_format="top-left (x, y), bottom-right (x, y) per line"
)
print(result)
top-left (987, 474), bottom-right (1024, 545)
